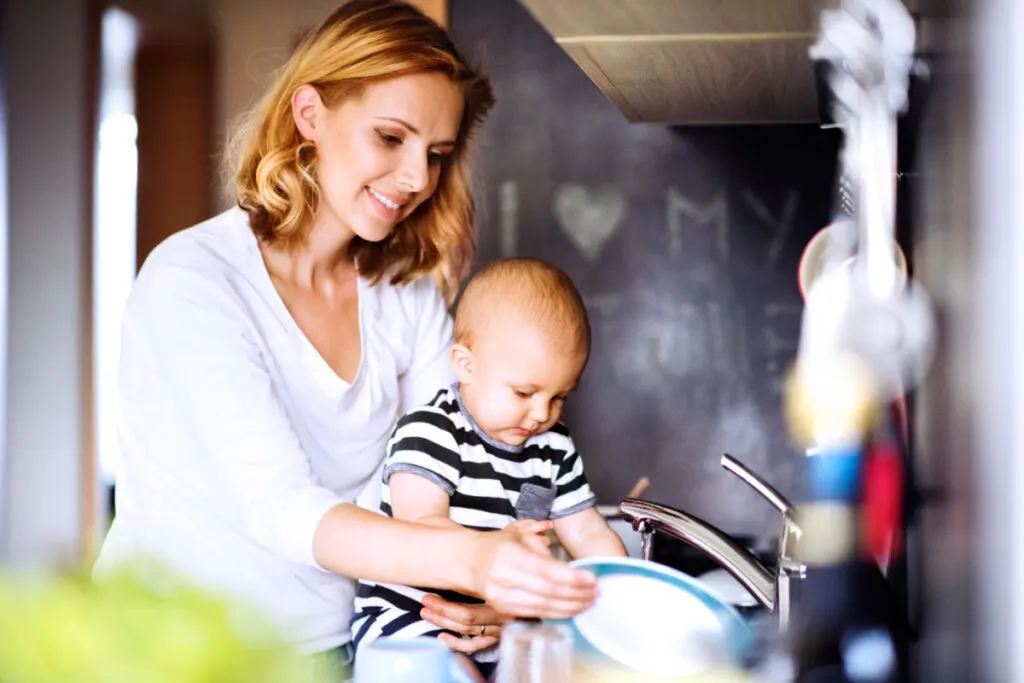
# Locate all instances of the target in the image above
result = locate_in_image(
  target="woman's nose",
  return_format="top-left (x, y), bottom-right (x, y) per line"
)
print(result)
top-left (396, 151), bottom-right (429, 193)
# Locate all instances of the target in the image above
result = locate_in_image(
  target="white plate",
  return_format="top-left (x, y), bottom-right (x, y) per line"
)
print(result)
top-left (547, 557), bottom-right (755, 678)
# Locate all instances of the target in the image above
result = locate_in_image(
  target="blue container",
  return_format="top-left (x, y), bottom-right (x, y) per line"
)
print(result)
top-left (806, 447), bottom-right (862, 502)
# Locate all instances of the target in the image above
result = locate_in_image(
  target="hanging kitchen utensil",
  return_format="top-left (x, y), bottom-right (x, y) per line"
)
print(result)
top-left (796, 0), bottom-right (935, 403)
top-left (798, 221), bottom-right (908, 304)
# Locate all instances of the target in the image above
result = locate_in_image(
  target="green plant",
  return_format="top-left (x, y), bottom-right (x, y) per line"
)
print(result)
top-left (0, 561), bottom-right (328, 683)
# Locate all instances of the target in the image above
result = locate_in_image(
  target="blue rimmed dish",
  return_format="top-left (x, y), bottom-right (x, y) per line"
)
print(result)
top-left (546, 557), bottom-right (756, 680)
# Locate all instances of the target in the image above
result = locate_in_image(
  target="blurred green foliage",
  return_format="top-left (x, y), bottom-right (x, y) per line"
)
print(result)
top-left (0, 560), bottom-right (333, 683)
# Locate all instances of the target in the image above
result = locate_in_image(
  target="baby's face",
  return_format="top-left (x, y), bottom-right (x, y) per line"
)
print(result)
top-left (459, 323), bottom-right (587, 447)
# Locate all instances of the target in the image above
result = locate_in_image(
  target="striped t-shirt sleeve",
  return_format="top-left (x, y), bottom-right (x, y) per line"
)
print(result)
top-left (550, 438), bottom-right (597, 519)
top-left (382, 409), bottom-right (464, 500)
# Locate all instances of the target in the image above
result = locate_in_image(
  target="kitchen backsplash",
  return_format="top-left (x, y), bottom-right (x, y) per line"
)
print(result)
top-left (450, 0), bottom-right (843, 539)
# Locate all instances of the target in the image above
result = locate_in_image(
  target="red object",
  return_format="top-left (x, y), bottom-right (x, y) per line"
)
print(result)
top-left (862, 441), bottom-right (903, 562)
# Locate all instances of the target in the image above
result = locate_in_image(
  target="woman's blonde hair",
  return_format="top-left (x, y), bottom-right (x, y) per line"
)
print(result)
top-left (229, 0), bottom-right (494, 301)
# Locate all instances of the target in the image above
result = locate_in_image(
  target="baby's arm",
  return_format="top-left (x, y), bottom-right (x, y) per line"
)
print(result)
top-left (553, 508), bottom-right (627, 559)
top-left (547, 430), bottom-right (627, 559)
top-left (388, 472), bottom-right (461, 529)
top-left (381, 406), bottom-right (465, 530)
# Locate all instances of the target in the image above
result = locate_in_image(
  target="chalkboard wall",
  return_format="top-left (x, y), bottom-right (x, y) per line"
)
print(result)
top-left (450, 0), bottom-right (842, 538)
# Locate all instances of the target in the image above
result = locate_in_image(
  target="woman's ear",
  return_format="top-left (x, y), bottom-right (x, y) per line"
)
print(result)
top-left (291, 84), bottom-right (322, 141)
top-left (450, 343), bottom-right (474, 384)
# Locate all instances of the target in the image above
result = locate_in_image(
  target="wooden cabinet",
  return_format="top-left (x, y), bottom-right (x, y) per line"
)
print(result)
top-left (519, 0), bottom-right (922, 125)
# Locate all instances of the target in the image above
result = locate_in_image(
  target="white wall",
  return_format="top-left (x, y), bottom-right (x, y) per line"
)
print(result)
top-left (210, 0), bottom-right (446, 209)
top-left (212, 0), bottom-right (345, 209)
top-left (913, 1), bottom-right (1024, 680)
top-left (1, 0), bottom-right (93, 567)
top-left (0, 0), bottom-right (447, 568)
top-left (974, 0), bottom-right (1024, 679)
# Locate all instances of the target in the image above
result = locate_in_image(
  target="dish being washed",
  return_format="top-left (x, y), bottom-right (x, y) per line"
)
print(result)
top-left (547, 557), bottom-right (756, 680)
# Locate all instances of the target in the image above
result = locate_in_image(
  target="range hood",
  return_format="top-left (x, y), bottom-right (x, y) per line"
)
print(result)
top-left (518, 0), bottom-right (922, 125)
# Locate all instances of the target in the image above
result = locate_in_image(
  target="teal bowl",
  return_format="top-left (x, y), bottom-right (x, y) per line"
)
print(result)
top-left (545, 557), bottom-right (756, 679)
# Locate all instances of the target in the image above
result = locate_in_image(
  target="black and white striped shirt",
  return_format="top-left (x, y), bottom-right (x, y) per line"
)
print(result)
top-left (351, 385), bottom-right (596, 662)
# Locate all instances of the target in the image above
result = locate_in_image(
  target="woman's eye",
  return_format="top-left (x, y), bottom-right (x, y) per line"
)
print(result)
top-left (376, 130), bottom-right (401, 146)
top-left (428, 151), bottom-right (451, 165)
top-left (514, 389), bottom-right (531, 399)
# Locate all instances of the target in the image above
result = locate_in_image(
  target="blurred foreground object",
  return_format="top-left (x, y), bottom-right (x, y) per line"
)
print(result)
top-left (780, 0), bottom-right (933, 681)
top-left (793, 0), bottom-right (936, 410)
top-left (0, 562), bottom-right (327, 683)
top-left (569, 666), bottom-right (751, 682)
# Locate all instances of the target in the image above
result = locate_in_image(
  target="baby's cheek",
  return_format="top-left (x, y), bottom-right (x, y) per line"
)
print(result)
top-left (499, 401), bottom-right (523, 424)
top-left (481, 398), bottom-right (513, 426)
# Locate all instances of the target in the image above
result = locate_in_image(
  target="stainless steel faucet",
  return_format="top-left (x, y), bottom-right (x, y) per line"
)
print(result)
top-left (619, 454), bottom-right (805, 631)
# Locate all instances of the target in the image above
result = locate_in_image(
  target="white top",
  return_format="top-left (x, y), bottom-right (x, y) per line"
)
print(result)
top-left (93, 207), bottom-right (455, 653)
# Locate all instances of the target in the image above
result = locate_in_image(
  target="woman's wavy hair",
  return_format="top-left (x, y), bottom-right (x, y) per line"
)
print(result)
top-left (229, 0), bottom-right (494, 301)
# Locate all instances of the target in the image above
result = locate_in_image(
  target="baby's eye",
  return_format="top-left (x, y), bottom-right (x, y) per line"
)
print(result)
top-left (513, 389), bottom-right (532, 399)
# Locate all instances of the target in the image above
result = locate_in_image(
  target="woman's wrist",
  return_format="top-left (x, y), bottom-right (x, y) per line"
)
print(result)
top-left (313, 503), bottom-right (480, 593)
top-left (460, 527), bottom-right (494, 598)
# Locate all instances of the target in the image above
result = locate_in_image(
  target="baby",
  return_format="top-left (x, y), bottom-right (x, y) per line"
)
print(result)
top-left (351, 257), bottom-right (626, 681)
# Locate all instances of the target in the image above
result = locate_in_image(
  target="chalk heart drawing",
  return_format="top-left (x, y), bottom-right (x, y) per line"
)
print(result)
top-left (554, 183), bottom-right (627, 261)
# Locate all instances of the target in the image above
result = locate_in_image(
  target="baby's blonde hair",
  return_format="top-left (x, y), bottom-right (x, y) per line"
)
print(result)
top-left (454, 258), bottom-right (591, 357)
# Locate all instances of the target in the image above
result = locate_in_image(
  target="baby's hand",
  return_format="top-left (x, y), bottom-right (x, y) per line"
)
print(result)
top-left (506, 519), bottom-right (554, 557)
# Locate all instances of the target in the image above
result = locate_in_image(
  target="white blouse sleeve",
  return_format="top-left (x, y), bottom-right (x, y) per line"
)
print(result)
top-left (124, 263), bottom-right (343, 569)
top-left (397, 277), bottom-right (455, 414)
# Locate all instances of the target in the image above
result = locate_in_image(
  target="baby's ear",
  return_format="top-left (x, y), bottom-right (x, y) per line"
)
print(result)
top-left (450, 343), bottom-right (474, 383)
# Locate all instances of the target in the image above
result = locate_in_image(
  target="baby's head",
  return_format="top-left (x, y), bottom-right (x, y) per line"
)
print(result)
top-left (452, 258), bottom-right (590, 447)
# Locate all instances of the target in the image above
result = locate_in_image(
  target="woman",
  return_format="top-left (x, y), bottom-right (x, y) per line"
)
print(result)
top-left (93, 0), bottom-right (596, 667)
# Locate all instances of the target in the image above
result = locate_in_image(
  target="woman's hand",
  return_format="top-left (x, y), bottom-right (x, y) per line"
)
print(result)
top-left (470, 520), bottom-right (596, 620)
top-left (421, 595), bottom-right (507, 654)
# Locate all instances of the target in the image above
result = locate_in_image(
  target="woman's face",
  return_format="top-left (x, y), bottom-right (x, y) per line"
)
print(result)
top-left (293, 72), bottom-right (464, 244)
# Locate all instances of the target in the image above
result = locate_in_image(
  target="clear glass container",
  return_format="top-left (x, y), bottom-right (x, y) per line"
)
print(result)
top-left (495, 621), bottom-right (573, 683)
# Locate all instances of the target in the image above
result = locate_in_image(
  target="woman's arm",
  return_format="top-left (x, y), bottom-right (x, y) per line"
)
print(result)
top-left (325, 473), bottom-right (583, 618)
top-left (132, 262), bottom-right (595, 619)
top-left (313, 503), bottom-right (593, 618)
top-left (130, 262), bottom-right (346, 567)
